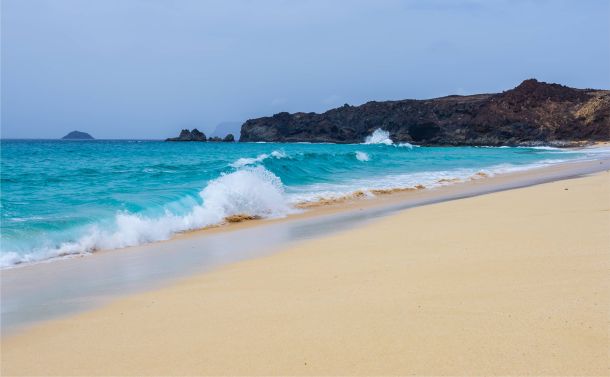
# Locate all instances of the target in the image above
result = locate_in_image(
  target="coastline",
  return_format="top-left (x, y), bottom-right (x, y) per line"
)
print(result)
top-left (2, 143), bottom-right (607, 270)
top-left (2, 168), bottom-right (608, 375)
top-left (1, 156), bottom-right (609, 335)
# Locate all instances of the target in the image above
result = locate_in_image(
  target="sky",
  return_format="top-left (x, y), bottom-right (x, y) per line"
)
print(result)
top-left (2, 0), bottom-right (609, 139)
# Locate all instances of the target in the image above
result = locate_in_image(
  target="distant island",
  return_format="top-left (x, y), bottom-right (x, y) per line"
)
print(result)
top-left (61, 131), bottom-right (94, 140)
top-left (166, 129), bottom-right (235, 142)
top-left (240, 79), bottom-right (610, 146)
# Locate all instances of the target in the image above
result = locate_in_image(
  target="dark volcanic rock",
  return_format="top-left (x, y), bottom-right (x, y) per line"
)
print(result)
top-left (166, 128), bottom-right (207, 141)
top-left (61, 131), bottom-right (94, 140)
top-left (208, 136), bottom-right (222, 142)
top-left (223, 134), bottom-right (235, 142)
top-left (240, 79), bottom-right (610, 146)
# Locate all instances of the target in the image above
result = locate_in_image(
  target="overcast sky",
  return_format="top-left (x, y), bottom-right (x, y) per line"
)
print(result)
top-left (2, 0), bottom-right (609, 139)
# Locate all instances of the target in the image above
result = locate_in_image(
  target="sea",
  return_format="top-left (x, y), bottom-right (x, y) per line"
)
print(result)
top-left (0, 130), bottom-right (603, 268)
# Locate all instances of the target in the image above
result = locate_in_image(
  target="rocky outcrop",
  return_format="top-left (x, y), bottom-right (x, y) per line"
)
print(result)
top-left (166, 129), bottom-right (236, 142)
top-left (240, 79), bottom-right (610, 146)
top-left (61, 131), bottom-right (94, 140)
top-left (166, 129), bottom-right (206, 141)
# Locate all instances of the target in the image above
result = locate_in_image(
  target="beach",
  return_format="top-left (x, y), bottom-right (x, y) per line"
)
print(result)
top-left (3, 0), bottom-right (609, 375)
top-left (2, 169), bottom-right (608, 375)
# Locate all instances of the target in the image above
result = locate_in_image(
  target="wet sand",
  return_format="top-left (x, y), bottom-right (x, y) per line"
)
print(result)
top-left (2, 169), bottom-right (609, 375)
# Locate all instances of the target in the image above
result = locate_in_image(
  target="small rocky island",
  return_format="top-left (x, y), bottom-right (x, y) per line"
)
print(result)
top-left (240, 79), bottom-right (610, 146)
top-left (165, 129), bottom-right (235, 142)
top-left (61, 131), bottom-right (94, 140)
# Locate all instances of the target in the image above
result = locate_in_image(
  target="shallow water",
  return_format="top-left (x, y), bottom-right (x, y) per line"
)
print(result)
top-left (0, 138), bottom-right (595, 266)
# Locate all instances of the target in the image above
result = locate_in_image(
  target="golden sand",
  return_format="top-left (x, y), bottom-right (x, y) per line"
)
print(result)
top-left (2, 172), bottom-right (609, 375)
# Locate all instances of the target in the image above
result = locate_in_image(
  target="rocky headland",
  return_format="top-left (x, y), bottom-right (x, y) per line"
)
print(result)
top-left (240, 79), bottom-right (609, 146)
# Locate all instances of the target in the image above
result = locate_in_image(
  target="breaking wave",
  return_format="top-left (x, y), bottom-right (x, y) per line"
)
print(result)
top-left (1, 166), bottom-right (292, 267)
top-left (355, 151), bottom-right (370, 161)
top-left (2, 140), bottom-right (596, 268)
top-left (230, 150), bottom-right (287, 168)
top-left (363, 128), bottom-right (415, 148)
top-left (364, 128), bottom-right (394, 145)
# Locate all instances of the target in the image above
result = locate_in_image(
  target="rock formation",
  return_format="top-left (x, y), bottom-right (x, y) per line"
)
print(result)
top-left (166, 129), bottom-right (206, 142)
top-left (240, 79), bottom-right (609, 146)
top-left (61, 131), bottom-right (94, 140)
top-left (165, 129), bottom-right (236, 142)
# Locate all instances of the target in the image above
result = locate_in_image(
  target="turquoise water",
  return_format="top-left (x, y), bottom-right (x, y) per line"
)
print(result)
top-left (0, 137), bottom-right (591, 267)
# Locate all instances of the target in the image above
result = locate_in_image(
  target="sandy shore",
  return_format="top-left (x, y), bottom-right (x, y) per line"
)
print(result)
top-left (2, 172), bottom-right (609, 375)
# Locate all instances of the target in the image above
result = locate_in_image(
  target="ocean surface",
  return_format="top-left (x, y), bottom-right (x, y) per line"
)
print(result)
top-left (0, 131), bottom-right (600, 267)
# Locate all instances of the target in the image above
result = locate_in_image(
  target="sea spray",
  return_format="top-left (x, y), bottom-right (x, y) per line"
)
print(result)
top-left (364, 129), bottom-right (393, 145)
top-left (363, 129), bottom-right (415, 148)
top-left (200, 166), bottom-right (290, 219)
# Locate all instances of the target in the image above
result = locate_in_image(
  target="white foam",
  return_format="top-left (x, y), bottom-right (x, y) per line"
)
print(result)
top-left (199, 166), bottom-right (290, 220)
top-left (284, 157), bottom-right (579, 205)
top-left (1, 167), bottom-right (292, 268)
top-left (396, 142), bottom-right (414, 149)
top-left (523, 146), bottom-right (563, 151)
top-left (363, 129), bottom-right (417, 148)
top-left (355, 151), bottom-right (370, 161)
top-left (364, 129), bottom-right (394, 145)
top-left (579, 145), bottom-right (610, 157)
top-left (271, 150), bottom-right (287, 158)
top-left (230, 150), bottom-right (287, 168)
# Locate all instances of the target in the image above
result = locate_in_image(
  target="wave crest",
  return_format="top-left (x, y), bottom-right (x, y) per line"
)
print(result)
top-left (230, 150), bottom-right (287, 168)
top-left (363, 129), bottom-right (416, 148)
top-left (364, 129), bottom-right (393, 145)
top-left (355, 151), bottom-right (370, 161)
top-left (1, 167), bottom-right (291, 268)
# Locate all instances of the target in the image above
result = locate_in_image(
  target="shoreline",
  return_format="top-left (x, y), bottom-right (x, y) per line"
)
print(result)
top-left (3, 147), bottom-right (607, 271)
top-left (2, 143), bottom-right (608, 271)
top-left (2, 167), bottom-right (608, 375)
top-left (1, 156), bottom-right (609, 336)
top-left (3, 143), bottom-right (609, 270)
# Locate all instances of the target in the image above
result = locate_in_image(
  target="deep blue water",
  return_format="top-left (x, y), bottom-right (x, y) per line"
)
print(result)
top-left (0, 135), bottom-right (590, 267)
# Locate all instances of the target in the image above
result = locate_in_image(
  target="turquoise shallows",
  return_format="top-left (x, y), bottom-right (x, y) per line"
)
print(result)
top-left (0, 139), bottom-right (586, 266)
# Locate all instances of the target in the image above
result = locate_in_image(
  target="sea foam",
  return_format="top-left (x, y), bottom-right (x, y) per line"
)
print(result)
top-left (2, 140), bottom-right (596, 268)
top-left (364, 129), bottom-right (394, 145)
top-left (355, 151), bottom-right (370, 161)
top-left (363, 128), bottom-right (415, 148)
top-left (230, 150), bottom-right (287, 168)
top-left (1, 166), bottom-right (291, 267)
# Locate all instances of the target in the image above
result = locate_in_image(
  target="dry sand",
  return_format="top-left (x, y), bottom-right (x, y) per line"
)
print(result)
top-left (2, 172), bottom-right (609, 376)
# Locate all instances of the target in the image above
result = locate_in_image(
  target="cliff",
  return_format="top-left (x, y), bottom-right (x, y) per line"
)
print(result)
top-left (240, 79), bottom-right (610, 146)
